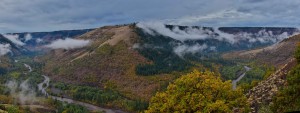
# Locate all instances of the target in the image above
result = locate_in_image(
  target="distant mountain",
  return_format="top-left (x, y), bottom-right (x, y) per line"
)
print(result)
top-left (221, 34), bottom-right (300, 112)
top-left (37, 24), bottom-right (300, 103)
top-left (0, 29), bottom-right (95, 56)
top-left (141, 24), bottom-right (299, 55)
top-left (0, 34), bottom-right (22, 56)
top-left (11, 29), bottom-right (94, 46)
top-left (223, 34), bottom-right (300, 68)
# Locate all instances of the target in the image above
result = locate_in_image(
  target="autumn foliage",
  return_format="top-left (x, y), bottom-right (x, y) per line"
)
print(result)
top-left (145, 70), bottom-right (249, 113)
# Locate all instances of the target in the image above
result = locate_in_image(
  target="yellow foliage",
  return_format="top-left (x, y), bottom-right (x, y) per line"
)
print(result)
top-left (10, 72), bottom-right (21, 79)
top-left (145, 70), bottom-right (249, 113)
top-left (0, 95), bottom-right (11, 104)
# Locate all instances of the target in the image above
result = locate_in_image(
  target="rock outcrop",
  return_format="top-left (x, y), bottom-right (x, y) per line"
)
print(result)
top-left (246, 58), bottom-right (297, 112)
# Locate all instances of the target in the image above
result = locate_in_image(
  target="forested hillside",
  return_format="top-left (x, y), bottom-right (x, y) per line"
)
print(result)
top-left (0, 23), bottom-right (299, 112)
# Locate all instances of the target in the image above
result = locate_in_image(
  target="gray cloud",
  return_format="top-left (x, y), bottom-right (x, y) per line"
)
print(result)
top-left (36, 38), bottom-right (43, 43)
top-left (24, 33), bottom-right (32, 42)
top-left (0, 43), bottom-right (11, 56)
top-left (174, 44), bottom-right (208, 57)
top-left (0, 0), bottom-right (300, 33)
top-left (137, 22), bottom-right (236, 43)
top-left (45, 38), bottom-right (90, 50)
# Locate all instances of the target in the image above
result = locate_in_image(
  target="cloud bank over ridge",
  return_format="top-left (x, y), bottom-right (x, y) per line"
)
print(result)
top-left (137, 22), bottom-right (299, 56)
top-left (45, 38), bottom-right (90, 50)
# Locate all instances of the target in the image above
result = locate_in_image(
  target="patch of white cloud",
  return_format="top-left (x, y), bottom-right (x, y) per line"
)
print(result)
top-left (209, 46), bottom-right (217, 51)
top-left (213, 27), bottom-right (236, 44)
top-left (24, 33), bottom-right (32, 42)
top-left (174, 44), bottom-right (208, 57)
top-left (137, 22), bottom-right (235, 43)
top-left (45, 38), bottom-right (90, 50)
top-left (36, 38), bottom-right (43, 43)
top-left (234, 29), bottom-right (299, 43)
top-left (137, 22), bottom-right (212, 41)
top-left (2, 34), bottom-right (25, 46)
top-left (0, 43), bottom-right (11, 56)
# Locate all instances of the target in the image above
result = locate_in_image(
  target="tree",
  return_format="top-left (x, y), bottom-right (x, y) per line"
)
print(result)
top-left (145, 70), bottom-right (249, 113)
top-left (7, 105), bottom-right (19, 113)
top-left (271, 43), bottom-right (300, 112)
top-left (295, 43), bottom-right (300, 62)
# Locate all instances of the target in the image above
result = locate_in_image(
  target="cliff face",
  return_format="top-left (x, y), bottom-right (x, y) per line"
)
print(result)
top-left (227, 34), bottom-right (300, 112)
top-left (247, 58), bottom-right (297, 112)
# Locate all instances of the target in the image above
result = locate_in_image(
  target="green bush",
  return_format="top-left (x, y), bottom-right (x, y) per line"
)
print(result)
top-left (271, 44), bottom-right (300, 112)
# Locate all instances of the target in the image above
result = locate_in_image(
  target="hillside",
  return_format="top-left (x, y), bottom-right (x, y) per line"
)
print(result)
top-left (38, 24), bottom-right (299, 100)
top-left (0, 24), bottom-right (298, 112)
top-left (40, 25), bottom-right (176, 101)
top-left (221, 34), bottom-right (300, 112)
top-left (223, 34), bottom-right (300, 68)
top-left (247, 58), bottom-right (297, 112)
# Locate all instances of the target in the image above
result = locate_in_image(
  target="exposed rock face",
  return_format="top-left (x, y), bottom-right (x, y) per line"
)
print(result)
top-left (246, 58), bottom-right (297, 113)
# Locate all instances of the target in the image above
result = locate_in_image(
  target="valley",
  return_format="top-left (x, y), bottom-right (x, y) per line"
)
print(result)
top-left (2, 1), bottom-right (300, 113)
top-left (232, 66), bottom-right (251, 90)
top-left (0, 23), bottom-right (299, 113)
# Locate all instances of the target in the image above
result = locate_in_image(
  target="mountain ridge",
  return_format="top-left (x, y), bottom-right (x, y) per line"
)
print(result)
top-left (1, 24), bottom-right (300, 112)
top-left (36, 24), bottom-right (300, 101)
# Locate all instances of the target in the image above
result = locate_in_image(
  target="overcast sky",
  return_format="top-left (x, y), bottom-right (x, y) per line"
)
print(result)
top-left (1, 0), bottom-right (300, 33)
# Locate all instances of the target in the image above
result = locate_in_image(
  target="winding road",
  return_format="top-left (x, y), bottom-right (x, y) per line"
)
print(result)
top-left (24, 63), bottom-right (32, 72)
top-left (37, 75), bottom-right (121, 113)
top-left (232, 66), bottom-right (251, 89)
top-left (23, 63), bottom-right (124, 113)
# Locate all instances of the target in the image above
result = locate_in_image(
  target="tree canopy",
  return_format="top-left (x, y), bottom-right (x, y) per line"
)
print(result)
top-left (271, 43), bottom-right (300, 112)
top-left (145, 70), bottom-right (249, 113)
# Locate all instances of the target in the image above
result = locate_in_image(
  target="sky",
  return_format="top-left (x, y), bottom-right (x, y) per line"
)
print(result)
top-left (1, 0), bottom-right (300, 33)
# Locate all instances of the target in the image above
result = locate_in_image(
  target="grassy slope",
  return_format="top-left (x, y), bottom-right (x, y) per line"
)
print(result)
top-left (41, 25), bottom-right (181, 101)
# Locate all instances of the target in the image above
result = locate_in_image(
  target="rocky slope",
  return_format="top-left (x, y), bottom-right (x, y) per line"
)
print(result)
top-left (223, 34), bottom-right (300, 112)
top-left (247, 58), bottom-right (297, 112)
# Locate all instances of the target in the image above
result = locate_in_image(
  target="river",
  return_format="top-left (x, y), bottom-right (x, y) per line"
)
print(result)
top-left (232, 66), bottom-right (251, 90)
top-left (23, 63), bottom-right (124, 113)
